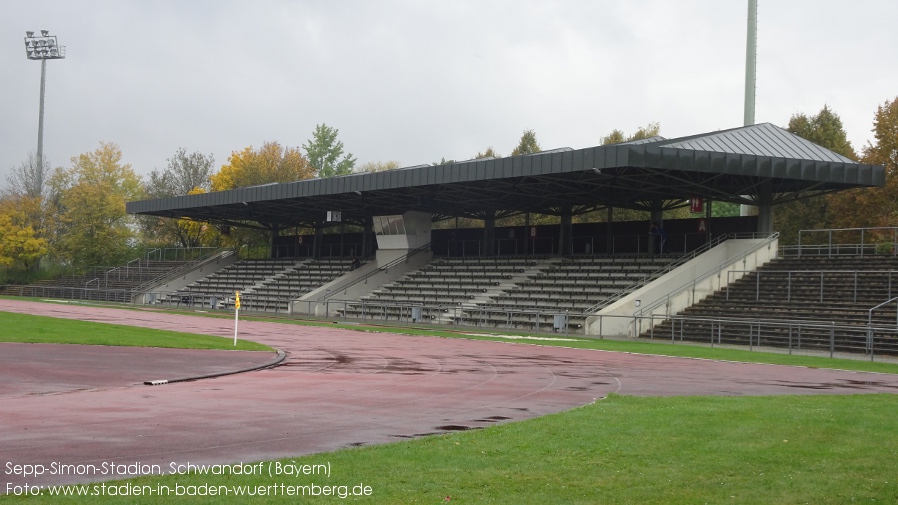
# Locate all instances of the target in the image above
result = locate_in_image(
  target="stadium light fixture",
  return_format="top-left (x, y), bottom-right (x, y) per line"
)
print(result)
top-left (24, 29), bottom-right (66, 197)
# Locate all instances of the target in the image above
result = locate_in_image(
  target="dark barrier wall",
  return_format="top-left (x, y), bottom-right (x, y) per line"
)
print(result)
top-left (271, 216), bottom-right (758, 258)
top-left (430, 216), bottom-right (759, 257)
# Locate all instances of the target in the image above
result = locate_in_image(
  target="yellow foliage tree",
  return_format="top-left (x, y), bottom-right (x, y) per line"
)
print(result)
top-left (50, 142), bottom-right (143, 268)
top-left (0, 196), bottom-right (49, 269)
top-left (211, 141), bottom-right (314, 191)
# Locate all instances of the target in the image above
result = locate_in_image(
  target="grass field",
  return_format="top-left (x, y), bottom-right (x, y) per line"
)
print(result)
top-left (0, 310), bottom-right (271, 351)
top-left (3, 304), bottom-right (898, 503)
top-left (6, 394), bottom-right (898, 504)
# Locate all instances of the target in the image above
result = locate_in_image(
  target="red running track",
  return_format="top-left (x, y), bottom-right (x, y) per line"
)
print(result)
top-left (1, 299), bottom-right (898, 489)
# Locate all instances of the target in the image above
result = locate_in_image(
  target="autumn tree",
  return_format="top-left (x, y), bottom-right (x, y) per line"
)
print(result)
top-left (303, 124), bottom-right (356, 177)
top-left (4, 152), bottom-right (57, 271)
top-left (358, 160), bottom-right (401, 173)
top-left (601, 122), bottom-right (661, 145)
top-left (510, 129), bottom-right (541, 156)
top-left (828, 97), bottom-right (898, 231)
top-left (209, 142), bottom-right (313, 251)
top-left (0, 195), bottom-right (48, 270)
top-left (775, 106), bottom-right (858, 243)
top-left (50, 142), bottom-right (143, 268)
top-left (211, 141), bottom-right (313, 191)
top-left (475, 147), bottom-right (501, 159)
top-left (141, 148), bottom-right (218, 248)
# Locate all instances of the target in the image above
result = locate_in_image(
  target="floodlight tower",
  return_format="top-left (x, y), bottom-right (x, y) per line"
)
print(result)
top-left (744, 0), bottom-right (758, 126)
top-left (24, 29), bottom-right (66, 197)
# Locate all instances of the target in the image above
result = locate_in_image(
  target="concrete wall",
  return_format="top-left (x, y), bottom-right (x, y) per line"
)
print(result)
top-left (294, 248), bottom-right (433, 317)
top-left (375, 210), bottom-right (432, 251)
top-left (585, 237), bottom-right (779, 337)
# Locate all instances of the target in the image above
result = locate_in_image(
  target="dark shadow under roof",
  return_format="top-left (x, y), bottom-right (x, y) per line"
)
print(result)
top-left (127, 123), bottom-right (883, 229)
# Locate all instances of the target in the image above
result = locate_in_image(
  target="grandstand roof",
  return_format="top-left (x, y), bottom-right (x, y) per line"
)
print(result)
top-left (127, 123), bottom-right (883, 229)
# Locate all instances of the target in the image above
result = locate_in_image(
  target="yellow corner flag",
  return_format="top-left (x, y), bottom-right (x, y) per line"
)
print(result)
top-left (233, 290), bottom-right (240, 346)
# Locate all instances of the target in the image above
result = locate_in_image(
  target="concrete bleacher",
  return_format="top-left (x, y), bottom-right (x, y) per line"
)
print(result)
top-left (645, 254), bottom-right (898, 353)
top-left (10, 260), bottom-right (190, 303)
top-left (338, 254), bottom-right (682, 331)
top-left (240, 258), bottom-right (352, 312)
top-left (340, 256), bottom-right (550, 322)
top-left (169, 258), bottom-right (299, 309)
top-left (168, 257), bottom-right (353, 312)
top-left (467, 255), bottom-right (681, 330)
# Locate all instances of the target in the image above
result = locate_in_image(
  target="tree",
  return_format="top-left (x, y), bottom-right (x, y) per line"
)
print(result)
top-left (303, 124), bottom-right (356, 177)
top-left (0, 195), bottom-right (48, 270)
top-left (6, 152), bottom-right (50, 199)
top-left (601, 122), bottom-right (661, 145)
top-left (475, 147), bottom-right (501, 159)
top-left (510, 130), bottom-right (541, 156)
top-left (50, 142), bottom-right (143, 268)
top-left (358, 160), bottom-right (401, 173)
top-left (141, 148), bottom-right (218, 247)
top-left (787, 106), bottom-right (857, 159)
top-left (828, 97), bottom-right (898, 231)
top-left (775, 106), bottom-right (858, 243)
top-left (4, 152), bottom-right (56, 271)
top-left (432, 157), bottom-right (456, 166)
top-left (145, 148), bottom-right (214, 198)
top-left (209, 142), bottom-right (313, 252)
top-left (211, 141), bottom-right (313, 191)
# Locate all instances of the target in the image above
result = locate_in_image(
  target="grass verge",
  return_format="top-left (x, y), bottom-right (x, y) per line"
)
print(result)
top-left (0, 311), bottom-right (271, 351)
top-left (7, 394), bottom-right (898, 504)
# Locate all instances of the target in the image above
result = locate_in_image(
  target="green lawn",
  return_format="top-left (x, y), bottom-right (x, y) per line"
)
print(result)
top-left (0, 311), bottom-right (271, 351)
top-left (7, 394), bottom-right (898, 504)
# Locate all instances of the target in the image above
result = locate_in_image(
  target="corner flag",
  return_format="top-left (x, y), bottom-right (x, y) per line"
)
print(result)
top-left (233, 290), bottom-right (241, 346)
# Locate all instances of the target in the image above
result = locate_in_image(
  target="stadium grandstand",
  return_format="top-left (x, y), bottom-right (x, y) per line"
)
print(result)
top-left (6, 123), bottom-right (894, 357)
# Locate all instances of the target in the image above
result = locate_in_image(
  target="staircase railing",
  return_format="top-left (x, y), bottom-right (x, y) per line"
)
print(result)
top-left (318, 243), bottom-right (431, 301)
top-left (584, 233), bottom-right (732, 314)
top-left (634, 232), bottom-right (779, 320)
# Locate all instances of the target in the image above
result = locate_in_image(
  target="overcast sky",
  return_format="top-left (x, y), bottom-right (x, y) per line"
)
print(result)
top-left (3, 0), bottom-right (897, 191)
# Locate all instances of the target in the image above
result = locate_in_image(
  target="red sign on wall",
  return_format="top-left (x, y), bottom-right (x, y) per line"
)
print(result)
top-left (697, 218), bottom-right (708, 233)
top-left (690, 197), bottom-right (704, 214)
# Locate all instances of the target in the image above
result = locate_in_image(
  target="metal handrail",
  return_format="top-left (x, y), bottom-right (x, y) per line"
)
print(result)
top-left (796, 226), bottom-right (898, 258)
top-left (317, 243), bottom-right (431, 301)
top-left (726, 269), bottom-right (897, 303)
top-left (132, 248), bottom-right (234, 292)
top-left (867, 296), bottom-right (898, 355)
top-left (634, 232), bottom-right (779, 318)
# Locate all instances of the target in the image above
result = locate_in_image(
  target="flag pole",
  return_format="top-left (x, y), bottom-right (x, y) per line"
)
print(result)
top-left (233, 290), bottom-right (240, 346)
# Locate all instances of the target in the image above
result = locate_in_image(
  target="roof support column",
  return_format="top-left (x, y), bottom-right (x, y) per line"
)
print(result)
top-left (705, 199), bottom-right (713, 245)
top-left (756, 185), bottom-right (774, 235)
top-left (559, 205), bottom-right (572, 256)
top-left (269, 224), bottom-right (280, 259)
top-left (362, 217), bottom-right (373, 258)
top-left (650, 202), bottom-right (664, 256)
top-left (313, 223), bottom-right (323, 258)
top-left (483, 210), bottom-right (496, 257)
top-left (606, 207), bottom-right (614, 255)
top-left (524, 213), bottom-right (530, 256)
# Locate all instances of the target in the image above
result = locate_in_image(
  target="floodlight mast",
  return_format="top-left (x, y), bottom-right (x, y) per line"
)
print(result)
top-left (24, 30), bottom-right (65, 197)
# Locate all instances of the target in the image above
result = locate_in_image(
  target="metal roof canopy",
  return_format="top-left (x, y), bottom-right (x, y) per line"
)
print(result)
top-left (127, 123), bottom-right (883, 231)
